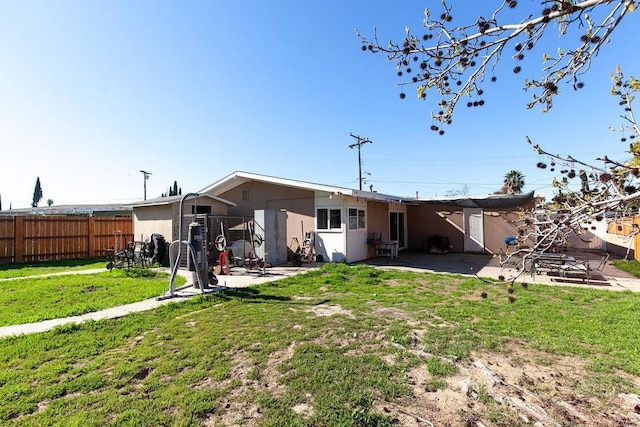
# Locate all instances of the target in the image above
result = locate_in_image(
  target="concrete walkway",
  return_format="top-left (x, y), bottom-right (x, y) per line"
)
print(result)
top-left (2, 253), bottom-right (639, 338)
top-left (0, 297), bottom-right (179, 337)
top-left (0, 268), bottom-right (107, 282)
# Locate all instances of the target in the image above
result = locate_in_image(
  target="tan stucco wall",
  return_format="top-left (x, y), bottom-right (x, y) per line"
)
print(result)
top-left (287, 211), bottom-right (314, 247)
top-left (407, 204), bottom-right (529, 254)
top-left (218, 182), bottom-right (315, 218)
top-left (133, 205), bottom-right (174, 242)
top-left (407, 205), bottom-right (464, 252)
top-left (367, 201), bottom-right (389, 240)
top-left (482, 209), bottom-right (530, 255)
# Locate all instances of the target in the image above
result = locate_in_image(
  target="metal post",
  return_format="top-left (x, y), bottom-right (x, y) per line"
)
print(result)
top-left (140, 170), bottom-right (152, 200)
top-left (160, 193), bottom-right (207, 300)
top-left (348, 133), bottom-right (372, 191)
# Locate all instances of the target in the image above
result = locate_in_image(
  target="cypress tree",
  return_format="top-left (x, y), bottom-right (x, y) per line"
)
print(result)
top-left (32, 177), bottom-right (43, 207)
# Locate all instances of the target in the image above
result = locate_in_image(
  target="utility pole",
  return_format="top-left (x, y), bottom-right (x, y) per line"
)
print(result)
top-left (348, 133), bottom-right (372, 191)
top-left (140, 170), bottom-right (152, 200)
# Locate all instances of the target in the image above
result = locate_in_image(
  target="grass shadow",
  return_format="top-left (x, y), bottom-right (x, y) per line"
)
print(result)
top-left (210, 287), bottom-right (332, 308)
top-left (217, 287), bottom-right (292, 303)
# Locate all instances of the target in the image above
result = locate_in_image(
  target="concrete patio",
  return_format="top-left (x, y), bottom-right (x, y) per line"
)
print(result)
top-left (364, 250), bottom-right (640, 292)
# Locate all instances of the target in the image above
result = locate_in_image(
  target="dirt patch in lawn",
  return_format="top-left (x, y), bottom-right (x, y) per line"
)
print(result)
top-left (200, 304), bottom-right (640, 426)
top-left (376, 342), bottom-right (640, 426)
top-left (290, 302), bottom-right (356, 319)
top-left (200, 343), bottom-right (298, 426)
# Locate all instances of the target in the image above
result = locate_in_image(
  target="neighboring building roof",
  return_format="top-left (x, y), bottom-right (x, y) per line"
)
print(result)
top-left (417, 191), bottom-right (535, 209)
top-left (0, 204), bottom-right (132, 216)
top-left (128, 193), bottom-right (236, 208)
top-left (199, 171), bottom-right (411, 204)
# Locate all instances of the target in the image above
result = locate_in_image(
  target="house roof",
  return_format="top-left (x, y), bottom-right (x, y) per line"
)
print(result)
top-left (197, 171), bottom-right (534, 208)
top-left (128, 193), bottom-right (236, 208)
top-left (417, 191), bottom-right (535, 209)
top-left (199, 171), bottom-right (410, 204)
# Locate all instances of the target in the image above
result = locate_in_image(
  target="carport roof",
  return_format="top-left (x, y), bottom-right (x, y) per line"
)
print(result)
top-left (417, 191), bottom-right (535, 209)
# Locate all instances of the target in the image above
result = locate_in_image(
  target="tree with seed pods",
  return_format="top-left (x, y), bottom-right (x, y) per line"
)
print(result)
top-left (357, 0), bottom-right (638, 128)
top-left (358, 0), bottom-right (640, 279)
top-left (518, 68), bottom-right (640, 255)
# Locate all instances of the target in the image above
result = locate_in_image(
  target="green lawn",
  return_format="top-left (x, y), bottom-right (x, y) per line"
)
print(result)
top-left (0, 263), bottom-right (638, 426)
top-left (612, 258), bottom-right (640, 277)
top-left (0, 269), bottom-right (182, 326)
top-left (0, 258), bottom-right (108, 279)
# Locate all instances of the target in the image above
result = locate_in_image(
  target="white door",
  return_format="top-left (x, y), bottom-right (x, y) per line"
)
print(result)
top-left (463, 208), bottom-right (484, 253)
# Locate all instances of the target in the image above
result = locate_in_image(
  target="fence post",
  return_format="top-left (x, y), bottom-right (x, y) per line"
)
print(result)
top-left (88, 217), bottom-right (96, 258)
top-left (634, 217), bottom-right (640, 261)
top-left (14, 216), bottom-right (24, 263)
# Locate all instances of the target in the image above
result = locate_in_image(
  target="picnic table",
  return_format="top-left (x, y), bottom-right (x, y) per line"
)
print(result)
top-left (530, 252), bottom-right (591, 282)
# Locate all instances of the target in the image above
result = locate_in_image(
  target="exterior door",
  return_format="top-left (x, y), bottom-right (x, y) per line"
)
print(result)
top-left (463, 208), bottom-right (484, 253)
top-left (390, 212), bottom-right (405, 248)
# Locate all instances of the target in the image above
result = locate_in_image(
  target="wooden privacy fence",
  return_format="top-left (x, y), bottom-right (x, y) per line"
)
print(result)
top-left (0, 216), bottom-right (133, 264)
top-left (607, 217), bottom-right (640, 259)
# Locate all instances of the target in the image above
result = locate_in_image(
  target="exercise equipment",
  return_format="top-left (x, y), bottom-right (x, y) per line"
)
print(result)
top-left (158, 193), bottom-right (222, 300)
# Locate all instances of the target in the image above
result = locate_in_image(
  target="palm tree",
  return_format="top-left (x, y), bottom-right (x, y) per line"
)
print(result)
top-left (503, 170), bottom-right (525, 194)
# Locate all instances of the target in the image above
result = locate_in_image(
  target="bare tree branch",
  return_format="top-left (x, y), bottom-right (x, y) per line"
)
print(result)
top-left (357, 0), bottom-right (639, 130)
top-left (360, 1), bottom-right (640, 278)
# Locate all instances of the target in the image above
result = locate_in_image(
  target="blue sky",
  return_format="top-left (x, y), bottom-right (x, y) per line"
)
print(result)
top-left (0, 1), bottom-right (637, 208)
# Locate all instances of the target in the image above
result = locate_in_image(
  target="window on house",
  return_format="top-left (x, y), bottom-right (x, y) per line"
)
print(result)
top-left (348, 209), bottom-right (357, 230)
top-left (241, 190), bottom-right (249, 201)
top-left (317, 209), bottom-right (328, 229)
top-left (191, 205), bottom-right (211, 215)
top-left (349, 208), bottom-right (366, 230)
top-left (358, 209), bottom-right (366, 229)
top-left (330, 209), bottom-right (341, 229)
top-left (317, 208), bottom-right (342, 230)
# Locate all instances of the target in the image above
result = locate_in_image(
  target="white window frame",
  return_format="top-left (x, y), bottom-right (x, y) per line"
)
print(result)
top-left (317, 208), bottom-right (342, 230)
top-left (348, 208), bottom-right (366, 231)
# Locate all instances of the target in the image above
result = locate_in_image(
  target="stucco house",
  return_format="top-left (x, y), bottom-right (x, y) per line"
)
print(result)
top-left (199, 171), bottom-right (409, 263)
top-left (129, 171), bottom-right (535, 265)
